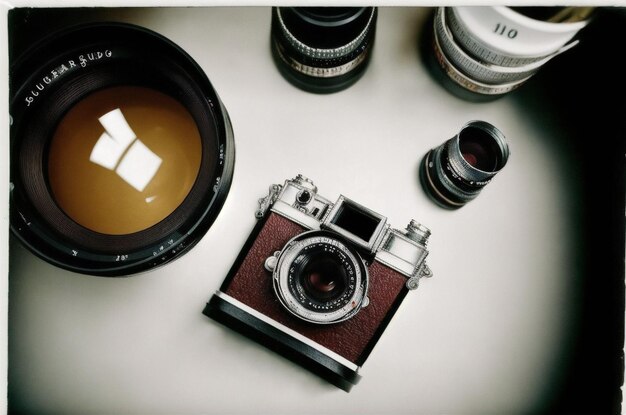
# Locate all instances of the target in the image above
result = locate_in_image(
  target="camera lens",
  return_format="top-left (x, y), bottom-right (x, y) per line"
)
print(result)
top-left (300, 249), bottom-right (348, 302)
top-left (420, 121), bottom-right (510, 209)
top-left (270, 7), bottom-right (377, 93)
top-left (272, 231), bottom-right (368, 324)
top-left (10, 23), bottom-right (235, 276)
top-left (424, 7), bottom-right (592, 100)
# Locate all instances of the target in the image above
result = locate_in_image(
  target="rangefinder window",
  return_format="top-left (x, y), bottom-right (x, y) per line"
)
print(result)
top-left (331, 201), bottom-right (381, 242)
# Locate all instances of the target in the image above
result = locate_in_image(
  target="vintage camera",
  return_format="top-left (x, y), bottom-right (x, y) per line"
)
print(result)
top-left (203, 175), bottom-right (432, 391)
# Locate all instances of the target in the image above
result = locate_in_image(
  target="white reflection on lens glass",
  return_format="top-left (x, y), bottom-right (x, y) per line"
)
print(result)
top-left (89, 108), bottom-right (162, 192)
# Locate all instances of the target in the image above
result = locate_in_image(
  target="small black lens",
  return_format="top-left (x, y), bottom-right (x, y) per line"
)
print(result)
top-left (270, 6), bottom-right (377, 93)
top-left (419, 121), bottom-right (510, 209)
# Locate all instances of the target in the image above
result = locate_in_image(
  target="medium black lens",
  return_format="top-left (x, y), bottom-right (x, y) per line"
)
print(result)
top-left (419, 121), bottom-right (510, 209)
top-left (270, 6), bottom-right (377, 93)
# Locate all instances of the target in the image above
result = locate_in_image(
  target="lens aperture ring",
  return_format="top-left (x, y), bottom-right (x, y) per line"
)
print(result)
top-left (288, 245), bottom-right (356, 312)
top-left (273, 37), bottom-right (371, 78)
top-left (431, 146), bottom-right (482, 203)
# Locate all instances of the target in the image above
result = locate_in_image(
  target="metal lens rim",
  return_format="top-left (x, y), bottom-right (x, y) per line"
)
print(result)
top-left (272, 231), bottom-right (368, 325)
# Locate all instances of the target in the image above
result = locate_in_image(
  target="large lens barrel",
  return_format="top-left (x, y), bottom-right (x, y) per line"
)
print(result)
top-left (10, 23), bottom-right (235, 276)
top-left (420, 121), bottom-right (510, 209)
top-left (270, 7), bottom-right (377, 93)
top-left (426, 6), bottom-right (592, 100)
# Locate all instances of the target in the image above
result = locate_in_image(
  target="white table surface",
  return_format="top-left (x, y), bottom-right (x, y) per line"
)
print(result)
top-left (7, 6), bottom-right (594, 414)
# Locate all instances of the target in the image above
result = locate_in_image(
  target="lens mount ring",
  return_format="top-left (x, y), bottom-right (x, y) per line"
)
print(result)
top-left (272, 230), bottom-right (369, 325)
top-left (275, 7), bottom-right (376, 60)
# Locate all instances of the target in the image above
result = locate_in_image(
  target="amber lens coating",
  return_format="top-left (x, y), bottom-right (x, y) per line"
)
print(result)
top-left (48, 86), bottom-right (202, 235)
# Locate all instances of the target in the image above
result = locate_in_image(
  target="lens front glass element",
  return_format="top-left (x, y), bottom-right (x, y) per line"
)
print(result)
top-left (299, 249), bottom-right (348, 302)
top-left (458, 124), bottom-right (501, 172)
top-left (47, 86), bottom-right (202, 235)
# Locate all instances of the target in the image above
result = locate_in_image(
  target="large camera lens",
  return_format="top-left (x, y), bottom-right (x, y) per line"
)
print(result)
top-left (420, 121), bottom-right (510, 209)
top-left (272, 231), bottom-right (368, 324)
top-left (424, 7), bottom-right (592, 100)
top-left (270, 7), bottom-right (377, 93)
top-left (10, 23), bottom-right (235, 276)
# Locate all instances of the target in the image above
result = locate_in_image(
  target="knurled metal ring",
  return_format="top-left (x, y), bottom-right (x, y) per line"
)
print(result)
top-left (275, 7), bottom-right (375, 60)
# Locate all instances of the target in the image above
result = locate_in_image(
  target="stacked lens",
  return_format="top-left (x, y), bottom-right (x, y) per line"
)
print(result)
top-left (271, 7), bottom-right (377, 93)
top-left (429, 7), bottom-right (591, 100)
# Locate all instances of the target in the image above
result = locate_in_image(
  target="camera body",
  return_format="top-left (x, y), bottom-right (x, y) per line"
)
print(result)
top-left (203, 175), bottom-right (432, 391)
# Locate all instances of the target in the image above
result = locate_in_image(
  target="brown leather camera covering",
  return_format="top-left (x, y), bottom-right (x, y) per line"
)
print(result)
top-left (224, 212), bottom-right (407, 364)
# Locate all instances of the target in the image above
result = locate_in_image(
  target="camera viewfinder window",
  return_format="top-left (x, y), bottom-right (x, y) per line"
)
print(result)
top-left (331, 201), bottom-right (381, 242)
